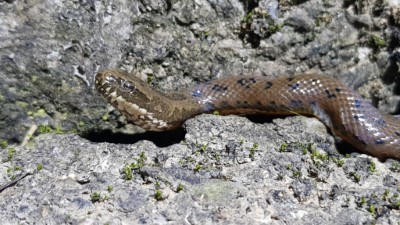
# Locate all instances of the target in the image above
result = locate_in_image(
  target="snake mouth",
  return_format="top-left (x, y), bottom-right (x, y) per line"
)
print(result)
top-left (95, 70), bottom-right (116, 97)
top-left (95, 70), bottom-right (170, 131)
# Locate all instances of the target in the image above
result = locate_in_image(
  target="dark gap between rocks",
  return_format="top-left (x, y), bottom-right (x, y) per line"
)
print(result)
top-left (83, 114), bottom-right (360, 158)
top-left (82, 128), bottom-right (186, 147)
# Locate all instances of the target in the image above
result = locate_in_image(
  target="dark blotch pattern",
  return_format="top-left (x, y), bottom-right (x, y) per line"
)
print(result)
top-left (236, 100), bottom-right (249, 107)
top-left (289, 83), bottom-right (300, 90)
top-left (291, 99), bottom-right (303, 108)
top-left (375, 119), bottom-right (386, 125)
top-left (220, 101), bottom-right (230, 108)
top-left (237, 78), bottom-right (257, 89)
top-left (354, 100), bottom-right (361, 108)
top-left (192, 90), bottom-right (202, 97)
top-left (212, 84), bottom-right (228, 92)
top-left (265, 81), bottom-right (273, 89)
top-left (325, 89), bottom-right (336, 98)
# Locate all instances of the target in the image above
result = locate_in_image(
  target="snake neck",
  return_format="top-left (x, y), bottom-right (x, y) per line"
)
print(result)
top-left (143, 91), bottom-right (204, 130)
top-left (95, 69), bottom-right (204, 131)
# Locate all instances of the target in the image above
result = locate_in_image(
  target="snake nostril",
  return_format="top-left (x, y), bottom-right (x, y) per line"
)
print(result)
top-left (104, 74), bottom-right (117, 84)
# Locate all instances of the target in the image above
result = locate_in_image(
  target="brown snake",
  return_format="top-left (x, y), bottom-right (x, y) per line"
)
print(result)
top-left (95, 69), bottom-right (400, 160)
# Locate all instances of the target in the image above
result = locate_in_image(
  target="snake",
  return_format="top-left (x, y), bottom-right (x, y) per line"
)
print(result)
top-left (95, 69), bottom-right (400, 160)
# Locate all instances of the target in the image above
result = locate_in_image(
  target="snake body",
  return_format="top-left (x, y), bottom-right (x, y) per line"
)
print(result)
top-left (95, 69), bottom-right (400, 160)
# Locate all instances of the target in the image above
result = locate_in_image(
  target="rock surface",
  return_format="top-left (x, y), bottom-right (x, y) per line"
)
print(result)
top-left (0, 0), bottom-right (399, 224)
top-left (1, 115), bottom-right (400, 224)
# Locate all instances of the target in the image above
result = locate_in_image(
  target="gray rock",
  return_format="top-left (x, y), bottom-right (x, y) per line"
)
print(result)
top-left (1, 115), bottom-right (399, 224)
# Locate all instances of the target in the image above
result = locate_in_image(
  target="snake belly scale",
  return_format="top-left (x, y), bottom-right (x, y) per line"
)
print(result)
top-left (95, 69), bottom-right (400, 160)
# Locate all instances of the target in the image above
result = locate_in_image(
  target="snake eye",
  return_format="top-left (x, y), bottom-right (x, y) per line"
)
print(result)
top-left (122, 80), bottom-right (136, 93)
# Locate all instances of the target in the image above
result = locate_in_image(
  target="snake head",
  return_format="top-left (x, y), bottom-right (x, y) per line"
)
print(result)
top-left (95, 69), bottom-right (170, 131)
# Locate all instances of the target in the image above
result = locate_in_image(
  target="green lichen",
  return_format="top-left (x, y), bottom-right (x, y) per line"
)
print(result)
top-left (267, 23), bottom-right (282, 34)
top-left (121, 152), bottom-right (148, 180)
top-left (383, 189), bottom-right (390, 200)
top-left (286, 163), bottom-right (302, 178)
top-left (90, 192), bottom-right (101, 203)
top-left (278, 143), bottom-right (287, 152)
top-left (7, 148), bottom-right (15, 161)
top-left (394, 199), bottom-right (400, 209)
top-left (78, 121), bottom-right (86, 129)
top-left (16, 101), bottom-right (29, 109)
top-left (368, 204), bottom-right (376, 217)
top-left (36, 123), bottom-right (73, 135)
top-left (195, 31), bottom-right (210, 39)
top-left (147, 74), bottom-right (154, 84)
top-left (38, 124), bottom-right (53, 134)
top-left (155, 181), bottom-right (161, 189)
top-left (199, 144), bottom-right (207, 153)
top-left (31, 75), bottom-right (38, 82)
top-left (0, 140), bottom-right (8, 148)
top-left (101, 113), bottom-right (109, 121)
top-left (278, 142), bottom-right (344, 168)
top-left (309, 146), bottom-right (329, 166)
top-left (350, 172), bottom-right (361, 183)
top-left (36, 163), bottom-right (43, 171)
top-left (137, 152), bottom-right (147, 169)
top-left (122, 164), bottom-right (134, 180)
top-left (249, 143), bottom-right (259, 158)
top-left (369, 35), bottom-right (387, 49)
top-left (177, 183), bottom-right (184, 192)
top-left (154, 190), bottom-right (163, 201)
top-left (33, 108), bottom-right (48, 118)
top-left (368, 161), bottom-right (377, 173)
top-left (292, 170), bottom-right (302, 178)
top-left (332, 157), bottom-right (345, 167)
top-left (107, 185), bottom-right (113, 192)
top-left (278, 142), bottom-right (313, 154)
top-left (242, 11), bottom-right (255, 24)
top-left (194, 164), bottom-right (202, 172)
top-left (360, 196), bottom-right (367, 205)
top-left (90, 192), bottom-right (109, 203)
top-left (214, 153), bottom-right (221, 162)
top-left (54, 126), bottom-right (65, 134)
top-left (7, 164), bottom-right (22, 181)
top-left (390, 162), bottom-right (400, 172)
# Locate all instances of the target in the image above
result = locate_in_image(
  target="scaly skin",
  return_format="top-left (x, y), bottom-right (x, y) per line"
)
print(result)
top-left (95, 69), bottom-right (400, 160)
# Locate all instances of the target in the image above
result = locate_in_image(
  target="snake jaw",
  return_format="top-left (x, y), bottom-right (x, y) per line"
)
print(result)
top-left (95, 69), bottom-right (170, 131)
